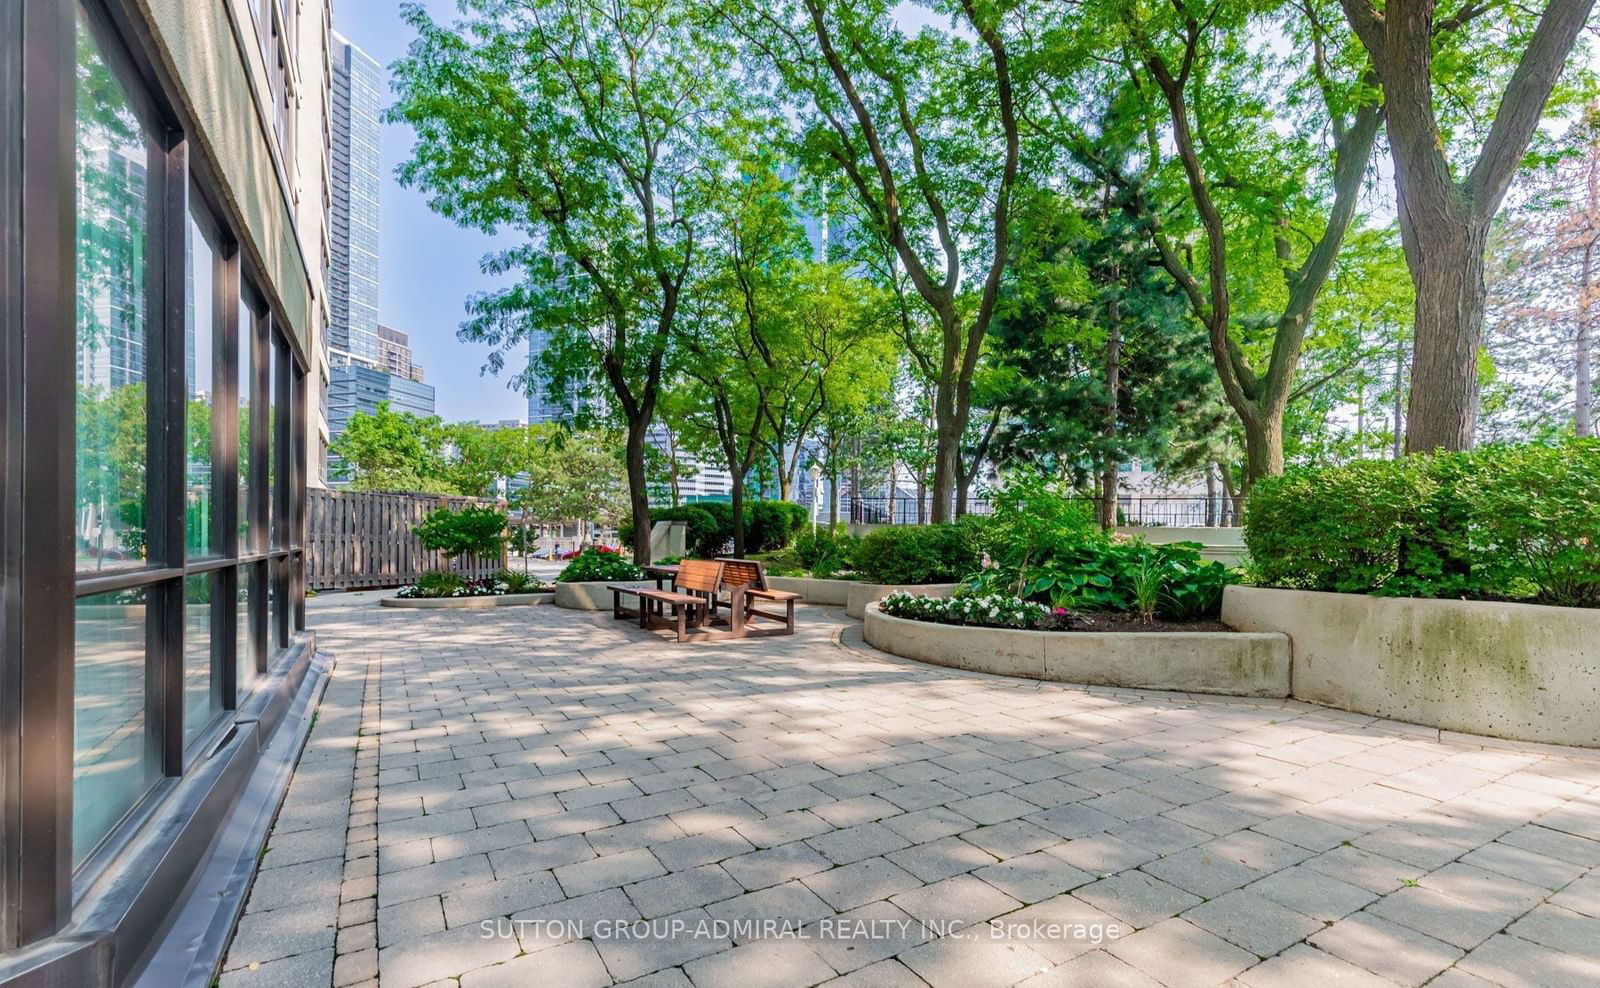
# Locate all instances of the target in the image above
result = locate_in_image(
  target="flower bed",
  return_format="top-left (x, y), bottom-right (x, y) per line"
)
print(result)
top-left (880, 591), bottom-right (1062, 629)
top-left (864, 603), bottom-right (1290, 697)
top-left (557, 546), bottom-right (646, 583)
top-left (393, 570), bottom-right (551, 599)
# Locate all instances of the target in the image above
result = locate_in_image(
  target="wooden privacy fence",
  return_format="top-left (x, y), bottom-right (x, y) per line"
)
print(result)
top-left (307, 489), bottom-right (508, 591)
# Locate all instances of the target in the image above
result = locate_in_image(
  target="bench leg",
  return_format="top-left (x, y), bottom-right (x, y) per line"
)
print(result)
top-left (675, 605), bottom-right (688, 643)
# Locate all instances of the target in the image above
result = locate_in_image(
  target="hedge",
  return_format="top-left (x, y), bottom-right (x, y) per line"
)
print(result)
top-left (1244, 440), bottom-right (1600, 607)
top-left (852, 521), bottom-right (987, 585)
top-left (621, 499), bottom-right (810, 557)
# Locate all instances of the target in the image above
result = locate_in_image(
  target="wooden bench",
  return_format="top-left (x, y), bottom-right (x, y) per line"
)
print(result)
top-left (610, 559), bottom-right (722, 642)
top-left (717, 558), bottom-right (800, 636)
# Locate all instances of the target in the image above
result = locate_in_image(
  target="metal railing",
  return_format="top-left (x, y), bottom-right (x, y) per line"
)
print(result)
top-left (837, 494), bottom-right (1239, 528)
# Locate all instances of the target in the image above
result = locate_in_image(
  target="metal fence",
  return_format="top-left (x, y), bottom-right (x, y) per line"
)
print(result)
top-left (307, 489), bottom-right (508, 590)
top-left (839, 494), bottom-right (1239, 528)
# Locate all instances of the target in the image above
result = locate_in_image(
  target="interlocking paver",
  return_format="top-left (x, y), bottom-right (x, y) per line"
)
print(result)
top-left (1310, 910), bottom-right (1464, 986)
top-left (1108, 917), bottom-right (1257, 985)
top-left (222, 598), bottom-right (1600, 987)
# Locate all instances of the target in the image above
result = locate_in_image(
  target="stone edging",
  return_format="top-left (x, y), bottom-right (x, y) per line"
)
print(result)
top-left (379, 592), bottom-right (554, 610)
top-left (862, 603), bottom-right (1290, 698)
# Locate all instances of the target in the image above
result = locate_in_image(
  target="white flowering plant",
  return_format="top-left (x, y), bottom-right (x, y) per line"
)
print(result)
top-left (878, 591), bottom-right (1081, 630)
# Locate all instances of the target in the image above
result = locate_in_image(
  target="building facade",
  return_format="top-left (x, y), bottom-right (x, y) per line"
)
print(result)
top-left (0, 0), bottom-right (329, 983)
top-left (327, 30), bottom-right (381, 369)
top-left (328, 359), bottom-right (437, 436)
top-left (378, 323), bottom-right (424, 381)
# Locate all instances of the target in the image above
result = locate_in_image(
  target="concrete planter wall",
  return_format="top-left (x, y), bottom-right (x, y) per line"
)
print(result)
top-left (380, 592), bottom-right (554, 610)
top-left (864, 604), bottom-right (1290, 697)
top-left (554, 580), bottom-right (650, 611)
top-left (1223, 586), bottom-right (1600, 747)
top-left (767, 577), bottom-right (857, 606)
top-left (846, 583), bottom-right (960, 619)
top-left (1118, 526), bottom-right (1246, 567)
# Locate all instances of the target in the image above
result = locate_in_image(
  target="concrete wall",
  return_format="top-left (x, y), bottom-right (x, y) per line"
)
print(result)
top-left (767, 577), bottom-right (855, 606)
top-left (649, 521), bottom-right (686, 561)
top-left (864, 606), bottom-right (1290, 698)
top-left (1222, 586), bottom-right (1600, 747)
top-left (846, 583), bottom-right (960, 619)
top-left (554, 580), bottom-right (650, 611)
top-left (1118, 527), bottom-right (1246, 567)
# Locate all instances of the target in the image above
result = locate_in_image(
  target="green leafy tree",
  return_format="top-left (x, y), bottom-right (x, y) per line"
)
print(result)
top-left (734, 0), bottom-right (1024, 521)
top-left (441, 423), bottom-right (520, 498)
top-left (414, 505), bottom-right (508, 571)
top-left (987, 187), bottom-right (1214, 527)
top-left (1335, 0), bottom-right (1597, 451)
top-left (1046, 0), bottom-right (1383, 487)
top-left (329, 401), bottom-right (451, 493)
top-left (390, 0), bottom-right (735, 564)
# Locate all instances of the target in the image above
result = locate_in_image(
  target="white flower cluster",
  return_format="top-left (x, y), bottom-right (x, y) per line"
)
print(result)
top-left (879, 591), bottom-right (1048, 629)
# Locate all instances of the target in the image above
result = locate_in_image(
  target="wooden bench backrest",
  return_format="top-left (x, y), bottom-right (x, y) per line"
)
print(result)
top-left (675, 559), bottom-right (723, 593)
top-left (717, 558), bottom-right (766, 591)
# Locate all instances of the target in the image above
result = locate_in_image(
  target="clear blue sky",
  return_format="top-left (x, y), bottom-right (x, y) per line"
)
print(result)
top-left (333, 0), bottom-right (527, 424)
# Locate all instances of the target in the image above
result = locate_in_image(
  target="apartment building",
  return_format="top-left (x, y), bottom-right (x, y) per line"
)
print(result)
top-left (0, 0), bottom-right (331, 983)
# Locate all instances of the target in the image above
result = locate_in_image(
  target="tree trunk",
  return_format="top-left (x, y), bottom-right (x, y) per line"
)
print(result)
top-left (729, 471), bottom-right (747, 558)
top-left (887, 461), bottom-right (898, 526)
top-left (1217, 461), bottom-right (1242, 526)
top-left (1098, 460), bottom-right (1118, 532)
top-left (625, 419), bottom-right (651, 565)
top-left (1393, 334), bottom-right (1406, 458)
top-left (850, 442), bottom-right (860, 524)
top-left (1100, 298), bottom-right (1121, 531)
top-left (929, 357), bottom-right (964, 523)
top-left (1403, 215), bottom-right (1489, 452)
top-left (1241, 414), bottom-right (1284, 490)
top-left (916, 473), bottom-right (927, 525)
top-left (828, 466), bottom-right (840, 527)
top-left (1204, 469), bottom-right (1218, 527)
top-left (1578, 242), bottom-right (1595, 438)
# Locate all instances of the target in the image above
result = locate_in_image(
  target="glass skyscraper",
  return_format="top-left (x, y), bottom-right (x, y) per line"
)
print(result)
top-left (328, 30), bottom-right (381, 368)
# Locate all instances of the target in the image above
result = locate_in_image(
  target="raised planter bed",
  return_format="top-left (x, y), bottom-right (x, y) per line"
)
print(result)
top-left (864, 603), bottom-right (1289, 697)
top-left (554, 580), bottom-right (651, 611)
top-left (766, 577), bottom-right (856, 606)
top-left (1223, 585), bottom-right (1600, 747)
top-left (380, 592), bottom-right (554, 610)
top-left (846, 582), bottom-right (960, 619)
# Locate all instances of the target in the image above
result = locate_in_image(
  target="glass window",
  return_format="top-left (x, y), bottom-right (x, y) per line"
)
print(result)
top-left (268, 558), bottom-right (283, 652)
top-left (73, 588), bottom-right (159, 865)
top-left (240, 294), bottom-right (257, 551)
top-left (268, 337), bottom-right (280, 548)
top-left (186, 199), bottom-right (219, 557)
top-left (237, 565), bottom-right (261, 702)
top-left (184, 573), bottom-right (220, 744)
top-left (75, 8), bottom-right (152, 574)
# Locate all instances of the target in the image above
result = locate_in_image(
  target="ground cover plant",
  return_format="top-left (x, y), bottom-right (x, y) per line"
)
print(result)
top-left (556, 546), bottom-right (648, 583)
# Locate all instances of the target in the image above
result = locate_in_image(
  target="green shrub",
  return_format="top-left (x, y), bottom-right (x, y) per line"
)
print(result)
top-left (414, 505), bottom-right (507, 570)
top-left (793, 526), bottom-right (862, 578)
top-left (410, 570), bottom-right (466, 597)
top-left (620, 505), bottom-right (724, 558)
top-left (748, 500), bottom-right (808, 552)
top-left (557, 547), bottom-right (646, 583)
top-left (494, 569), bottom-right (549, 594)
top-left (853, 523), bottom-right (986, 585)
top-left (1245, 441), bottom-right (1600, 607)
top-left (622, 499), bottom-right (807, 557)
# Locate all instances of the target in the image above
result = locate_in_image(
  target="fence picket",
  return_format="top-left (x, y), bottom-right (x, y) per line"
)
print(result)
top-left (306, 489), bottom-right (508, 590)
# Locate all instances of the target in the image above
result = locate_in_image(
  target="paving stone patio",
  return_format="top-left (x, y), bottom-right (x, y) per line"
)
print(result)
top-left (220, 595), bottom-right (1600, 987)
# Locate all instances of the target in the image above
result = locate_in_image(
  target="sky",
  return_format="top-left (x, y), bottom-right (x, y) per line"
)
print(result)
top-left (332, 0), bottom-right (527, 424)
